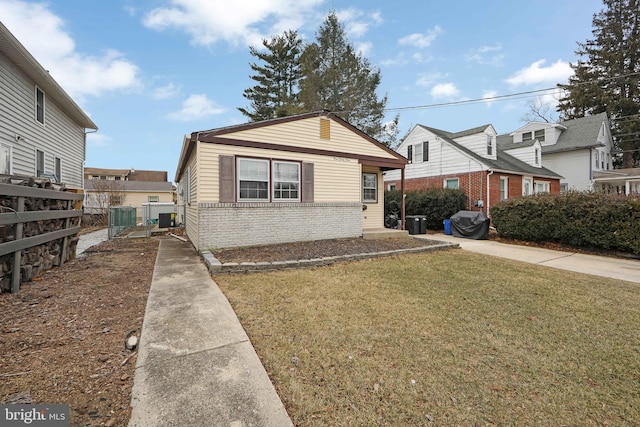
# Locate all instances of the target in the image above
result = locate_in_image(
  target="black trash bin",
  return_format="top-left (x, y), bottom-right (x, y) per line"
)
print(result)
top-left (418, 216), bottom-right (427, 234)
top-left (405, 215), bottom-right (421, 235)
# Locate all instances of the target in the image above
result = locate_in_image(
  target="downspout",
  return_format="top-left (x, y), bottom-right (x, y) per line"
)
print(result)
top-left (486, 169), bottom-right (494, 218)
top-left (401, 168), bottom-right (406, 230)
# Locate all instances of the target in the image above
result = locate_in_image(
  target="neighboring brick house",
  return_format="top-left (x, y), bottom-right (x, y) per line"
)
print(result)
top-left (384, 123), bottom-right (561, 218)
top-left (174, 111), bottom-right (407, 251)
top-left (0, 22), bottom-right (97, 188)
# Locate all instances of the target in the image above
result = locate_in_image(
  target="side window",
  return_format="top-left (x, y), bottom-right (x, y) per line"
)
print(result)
top-left (444, 178), bottom-right (459, 189)
top-left (35, 87), bottom-right (45, 125)
top-left (362, 173), bottom-right (378, 203)
top-left (272, 161), bottom-right (300, 201)
top-left (0, 144), bottom-right (11, 175)
top-left (55, 157), bottom-right (61, 182)
top-left (36, 149), bottom-right (45, 177)
top-left (500, 177), bottom-right (508, 200)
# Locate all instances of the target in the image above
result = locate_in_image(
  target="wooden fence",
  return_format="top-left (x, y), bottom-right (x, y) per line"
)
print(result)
top-left (0, 182), bottom-right (83, 293)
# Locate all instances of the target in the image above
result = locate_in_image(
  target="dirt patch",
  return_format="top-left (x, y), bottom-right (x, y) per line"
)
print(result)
top-left (213, 236), bottom-right (441, 263)
top-left (0, 237), bottom-right (159, 427)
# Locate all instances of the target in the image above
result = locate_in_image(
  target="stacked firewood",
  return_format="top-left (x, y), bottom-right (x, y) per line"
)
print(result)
top-left (0, 175), bottom-right (80, 292)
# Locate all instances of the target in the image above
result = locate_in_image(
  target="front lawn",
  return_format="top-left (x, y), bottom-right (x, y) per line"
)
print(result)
top-left (215, 251), bottom-right (640, 426)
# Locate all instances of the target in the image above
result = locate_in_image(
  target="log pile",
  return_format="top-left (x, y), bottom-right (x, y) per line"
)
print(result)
top-left (0, 175), bottom-right (81, 292)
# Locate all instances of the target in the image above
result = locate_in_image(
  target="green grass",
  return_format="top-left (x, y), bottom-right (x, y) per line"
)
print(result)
top-left (215, 251), bottom-right (640, 426)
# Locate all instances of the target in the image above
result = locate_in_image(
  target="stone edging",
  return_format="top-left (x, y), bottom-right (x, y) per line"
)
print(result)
top-left (201, 240), bottom-right (459, 274)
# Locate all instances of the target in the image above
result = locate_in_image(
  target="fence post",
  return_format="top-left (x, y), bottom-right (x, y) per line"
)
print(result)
top-left (11, 196), bottom-right (25, 293)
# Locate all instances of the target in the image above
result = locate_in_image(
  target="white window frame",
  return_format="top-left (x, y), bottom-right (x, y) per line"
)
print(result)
top-left (534, 129), bottom-right (545, 142)
top-left (522, 131), bottom-right (532, 142)
top-left (500, 177), bottom-right (508, 200)
top-left (523, 177), bottom-right (533, 196)
top-left (35, 149), bottom-right (45, 177)
top-left (35, 86), bottom-right (45, 125)
top-left (413, 143), bottom-right (423, 164)
top-left (535, 180), bottom-right (550, 194)
top-left (444, 178), bottom-right (459, 189)
top-left (362, 172), bottom-right (378, 203)
top-left (388, 183), bottom-right (396, 191)
top-left (272, 160), bottom-right (300, 202)
top-left (237, 158), bottom-right (270, 202)
top-left (0, 143), bottom-right (12, 175)
top-left (487, 136), bottom-right (493, 156)
top-left (148, 195), bottom-right (160, 203)
top-left (54, 157), bottom-right (61, 182)
top-left (535, 147), bottom-right (541, 165)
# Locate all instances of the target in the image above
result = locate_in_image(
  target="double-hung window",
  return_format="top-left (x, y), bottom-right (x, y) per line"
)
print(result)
top-left (237, 158), bottom-right (301, 202)
top-left (273, 161), bottom-right (300, 201)
top-left (0, 144), bottom-right (11, 175)
top-left (500, 177), bottom-right (508, 200)
top-left (362, 173), bottom-right (378, 203)
top-left (534, 129), bottom-right (545, 142)
top-left (238, 158), bottom-right (269, 201)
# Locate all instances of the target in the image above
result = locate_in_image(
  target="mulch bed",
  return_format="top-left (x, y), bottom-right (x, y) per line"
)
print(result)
top-left (213, 236), bottom-right (442, 263)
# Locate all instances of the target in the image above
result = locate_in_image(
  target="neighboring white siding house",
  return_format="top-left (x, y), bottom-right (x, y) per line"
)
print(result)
top-left (498, 113), bottom-right (613, 192)
top-left (0, 22), bottom-right (97, 189)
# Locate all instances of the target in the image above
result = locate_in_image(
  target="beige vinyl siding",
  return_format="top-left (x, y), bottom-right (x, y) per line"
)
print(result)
top-left (221, 116), bottom-right (399, 160)
top-left (362, 165), bottom-right (384, 229)
top-left (197, 143), bottom-right (361, 203)
top-left (0, 51), bottom-right (85, 188)
top-left (181, 146), bottom-right (199, 249)
top-left (124, 191), bottom-right (173, 208)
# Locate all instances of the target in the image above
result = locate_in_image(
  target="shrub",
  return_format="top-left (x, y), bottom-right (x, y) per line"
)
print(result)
top-left (491, 191), bottom-right (640, 254)
top-left (384, 188), bottom-right (468, 230)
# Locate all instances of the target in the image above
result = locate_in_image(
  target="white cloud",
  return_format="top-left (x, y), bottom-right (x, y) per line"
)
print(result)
top-left (167, 94), bottom-right (225, 121)
top-left (466, 43), bottom-right (504, 66)
top-left (416, 72), bottom-right (446, 87)
top-left (356, 42), bottom-right (372, 56)
top-left (482, 90), bottom-right (499, 107)
top-left (398, 26), bottom-right (442, 48)
top-left (506, 59), bottom-right (573, 87)
top-left (143, 0), bottom-right (323, 48)
top-left (336, 8), bottom-right (384, 38)
top-left (431, 82), bottom-right (460, 99)
top-left (152, 83), bottom-right (181, 100)
top-left (0, 0), bottom-right (141, 101)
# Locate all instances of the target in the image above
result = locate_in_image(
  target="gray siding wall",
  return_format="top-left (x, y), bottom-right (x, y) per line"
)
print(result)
top-left (196, 202), bottom-right (362, 251)
top-left (0, 51), bottom-right (85, 188)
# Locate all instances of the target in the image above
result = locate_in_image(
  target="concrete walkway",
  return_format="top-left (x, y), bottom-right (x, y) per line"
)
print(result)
top-left (128, 238), bottom-right (292, 427)
top-left (75, 228), bottom-right (109, 256)
top-left (419, 233), bottom-right (640, 284)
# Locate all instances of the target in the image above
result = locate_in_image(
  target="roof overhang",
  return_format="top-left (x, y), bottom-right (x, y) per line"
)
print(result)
top-left (0, 22), bottom-right (97, 130)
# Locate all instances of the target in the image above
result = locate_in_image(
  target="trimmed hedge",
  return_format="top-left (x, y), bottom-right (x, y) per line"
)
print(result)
top-left (491, 191), bottom-right (640, 255)
top-left (385, 188), bottom-right (468, 230)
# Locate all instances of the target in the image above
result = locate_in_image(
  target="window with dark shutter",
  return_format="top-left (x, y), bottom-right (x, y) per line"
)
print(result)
top-left (407, 145), bottom-right (413, 162)
top-left (423, 141), bottom-right (429, 162)
top-left (219, 155), bottom-right (235, 202)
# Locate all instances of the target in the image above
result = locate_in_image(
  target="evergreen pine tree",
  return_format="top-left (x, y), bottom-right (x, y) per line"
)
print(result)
top-left (238, 30), bottom-right (303, 121)
top-left (299, 12), bottom-right (387, 139)
top-left (557, 0), bottom-right (640, 167)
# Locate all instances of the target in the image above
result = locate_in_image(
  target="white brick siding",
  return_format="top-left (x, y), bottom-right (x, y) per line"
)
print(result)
top-left (195, 202), bottom-right (362, 250)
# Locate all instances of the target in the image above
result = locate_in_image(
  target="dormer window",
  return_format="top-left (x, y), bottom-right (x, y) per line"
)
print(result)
top-left (522, 131), bottom-right (532, 142)
top-left (534, 129), bottom-right (545, 142)
top-left (535, 148), bottom-right (541, 165)
top-left (487, 136), bottom-right (493, 155)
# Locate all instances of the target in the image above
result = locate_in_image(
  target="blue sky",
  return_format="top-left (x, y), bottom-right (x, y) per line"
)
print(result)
top-left (1, 0), bottom-right (605, 182)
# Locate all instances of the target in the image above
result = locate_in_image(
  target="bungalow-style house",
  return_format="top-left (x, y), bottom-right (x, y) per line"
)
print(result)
top-left (498, 113), bottom-right (614, 192)
top-left (83, 167), bottom-right (175, 221)
top-left (0, 22), bottom-right (97, 188)
top-left (384, 123), bottom-right (561, 218)
top-left (174, 111), bottom-right (407, 251)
